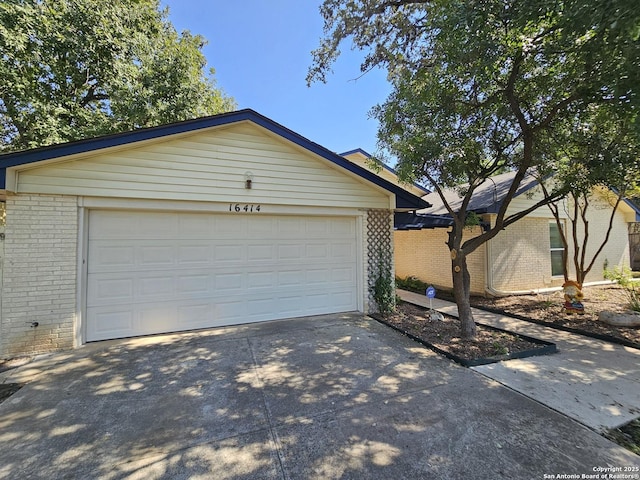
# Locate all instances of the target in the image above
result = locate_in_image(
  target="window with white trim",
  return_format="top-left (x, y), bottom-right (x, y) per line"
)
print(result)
top-left (549, 221), bottom-right (565, 277)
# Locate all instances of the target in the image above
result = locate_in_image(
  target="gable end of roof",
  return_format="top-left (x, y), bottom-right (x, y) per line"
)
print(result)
top-left (0, 110), bottom-right (430, 210)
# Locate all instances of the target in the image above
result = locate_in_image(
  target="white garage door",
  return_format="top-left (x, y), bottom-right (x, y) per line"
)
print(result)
top-left (86, 210), bottom-right (358, 341)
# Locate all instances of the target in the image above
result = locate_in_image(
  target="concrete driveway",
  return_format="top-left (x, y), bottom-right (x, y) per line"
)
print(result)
top-left (0, 313), bottom-right (637, 479)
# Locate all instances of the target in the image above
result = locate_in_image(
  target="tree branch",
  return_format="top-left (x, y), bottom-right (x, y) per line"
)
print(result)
top-left (80, 84), bottom-right (109, 107)
top-left (372, 0), bottom-right (432, 14)
top-left (462, 186), bottom-right (566, 254)
top-left (535, 92), bottom-right (581, 131)
top-left (581, 191), bottom-right (625, 280)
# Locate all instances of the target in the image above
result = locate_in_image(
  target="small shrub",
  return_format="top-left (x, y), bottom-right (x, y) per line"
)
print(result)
top-left (371, 248), bottom-right (395, 315)
top-left (396, 276), bottom-right (430, 294)
top-left (536, 300), bottom-right (554, 309)
top-left (492, 342), bottom-right (509, 356)
top-left (603, 266), bottom-right (640, 312)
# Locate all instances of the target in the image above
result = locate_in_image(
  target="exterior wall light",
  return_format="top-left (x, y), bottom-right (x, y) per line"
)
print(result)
top-left (245, 171), bottom-right (253, 189)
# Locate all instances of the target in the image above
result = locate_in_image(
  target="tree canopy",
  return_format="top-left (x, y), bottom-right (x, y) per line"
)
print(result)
top-left (538, 101), bottom-right (640, 285)
top-left (309, 0), bottom-right (640, 338)
top-left (0, 0), bottom-right (236, 151)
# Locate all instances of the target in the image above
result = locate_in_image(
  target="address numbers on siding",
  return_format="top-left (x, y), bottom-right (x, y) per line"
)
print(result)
top-left (229, 203), bottom-right (261, 213)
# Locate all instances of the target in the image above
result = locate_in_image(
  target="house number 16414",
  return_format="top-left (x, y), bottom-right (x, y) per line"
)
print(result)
top-left (229, 203), bottom-right (261, 213)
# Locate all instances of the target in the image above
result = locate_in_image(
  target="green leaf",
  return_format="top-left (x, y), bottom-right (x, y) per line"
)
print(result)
top-left (0, 0), bottom-right (236, 151)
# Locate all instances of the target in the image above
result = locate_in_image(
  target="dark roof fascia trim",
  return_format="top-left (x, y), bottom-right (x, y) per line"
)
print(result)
top-left (0, 109), bottom-right (430, 209)
top-left (0, 110), bottom-right (257, 168)
top-left (340, 148), bottom-right (372, 158)
top-left (339, 148), bottom-right (430, 196)
top-left (394, 212), bottom-right (454, 230)
top-left (395, 212), bottom-right (491, 231)
top-left (624, 199), bottom-right (640, 221)
top-left (608, 187), bottom-right (640, 221)
top-left (489, 177), bottom-right (639, 217)
top-left (340, 148), bottom-right (398, 176)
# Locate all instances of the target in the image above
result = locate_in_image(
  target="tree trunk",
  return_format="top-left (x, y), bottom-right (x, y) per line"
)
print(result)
top-left (451, 248), bottom-right (477, 340)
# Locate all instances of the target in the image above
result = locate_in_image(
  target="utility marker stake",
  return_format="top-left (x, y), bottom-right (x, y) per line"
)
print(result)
top-left (426, 285), bottom-right (444, 321)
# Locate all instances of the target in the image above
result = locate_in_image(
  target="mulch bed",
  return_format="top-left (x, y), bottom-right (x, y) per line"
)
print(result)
top-left (463, 285), bottom-right (640, 349)
top-left (398, 284), bottom-right (640, 348)
top-left (0, 357), bottom-right (32, 403)
top-left (390, 288), bottom-right (640, 455)
top-left (0, 383), bottom-right (23, 404)
top-left (374, 302), bottom-right (556, 366)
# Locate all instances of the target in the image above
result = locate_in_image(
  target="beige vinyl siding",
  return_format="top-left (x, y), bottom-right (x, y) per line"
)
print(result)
top-left (505, 186), bottom-right (552, 219)
top-left (14, 123), bottom-right (391, 209)
top-left (342, 151), bottom-right (427, 197)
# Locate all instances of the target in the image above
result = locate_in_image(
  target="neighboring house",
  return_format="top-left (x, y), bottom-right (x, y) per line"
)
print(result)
top-left (394, 170), bottom-right (639, 295)
top-left (341, 149), bottom-right (430, 198)
top-left (0, 109), bottom-right (429, 358)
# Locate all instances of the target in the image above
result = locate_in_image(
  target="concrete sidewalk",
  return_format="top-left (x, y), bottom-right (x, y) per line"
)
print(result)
top-left (398, 289), bottom-right (640, 433)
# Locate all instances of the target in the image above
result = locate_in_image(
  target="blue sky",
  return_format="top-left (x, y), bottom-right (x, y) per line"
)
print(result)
top-left (161, 1), bottom-right (391, 157)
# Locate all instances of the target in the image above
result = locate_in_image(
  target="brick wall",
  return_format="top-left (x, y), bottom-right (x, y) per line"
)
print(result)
top-left (490, 204), bottom-right (630, 292)
top-left (1, 194), bottom-right (77, 358)
top-left (488, 217), bottom-right (554, 291)
top-left (394, 192), bottom-right (631, 297)
top-left (394, 227), bottom-right (486, 294)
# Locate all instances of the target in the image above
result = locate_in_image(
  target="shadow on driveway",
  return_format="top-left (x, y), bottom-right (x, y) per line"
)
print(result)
top-left (0, 313), bottom-right (637, 479)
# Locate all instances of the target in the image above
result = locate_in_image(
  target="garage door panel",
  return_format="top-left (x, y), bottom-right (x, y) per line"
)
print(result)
top-left (306, 293), bottom-right (330, 310)
top-left (307, 268), bottom-right (331, 284)
top-left (277, 295), bottom-right (304, 315)
top-left (140, 246), bottom-right (174, 266)
top-left (88, 308), bottom-right (134, 339)
top-left (91, 278), bottom-right (135, 302)
top-left (248, 217), bottom-right (276, 237)
top-left (332, 267), bottom-right (356, 283)
top-left (278, 270), bottom-right (304, 286)
top-left (306, 219), bottom-right (329, 235)
top-left (178, 304), bottom-right (212, 327)
top-left (306, 244), bottom-right (328, 258)
top-left (139, 276), bottom-right (174, 297)
top-left (214, 244), bottom-right (245, 262)
top-left (215, 300), bottom-right (246, 321)
top-left (331, 217), bottom-right (356, 234)
top-left (94, 212), bottom-right (179, 238)
top-left (215, 273), bottom-right (243, 291)
top-left (247, 245), bottom-right (275, 261)
top-left (278, 244), bottom-right (302, 260)
top-left (247, 298), bottom-right (275, 317)
top-left (178, 215), bottom-right (215, 236)
top-left (333, 290), bottom-right (356, 307)
top-left (331, 242), bottom-right (355, 259)
top-left (87, 210), bottom-right (359, 341)
top-left (88, 267), bottom-right (358, 308)
top-left (214, 216), bottom-right (247, 236)
top-left (89, 244), bottom-right (136, 271)
top-left (140, 306), bottom-right (178, 332)
top-left (178, 275), bottom-right (209, 294)
top-left (178, 245), bottom-right (213, 264)
top-left (247, 271), bottom-right (276, 289)
top-left (278, 218), bottom-right (305, 236)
